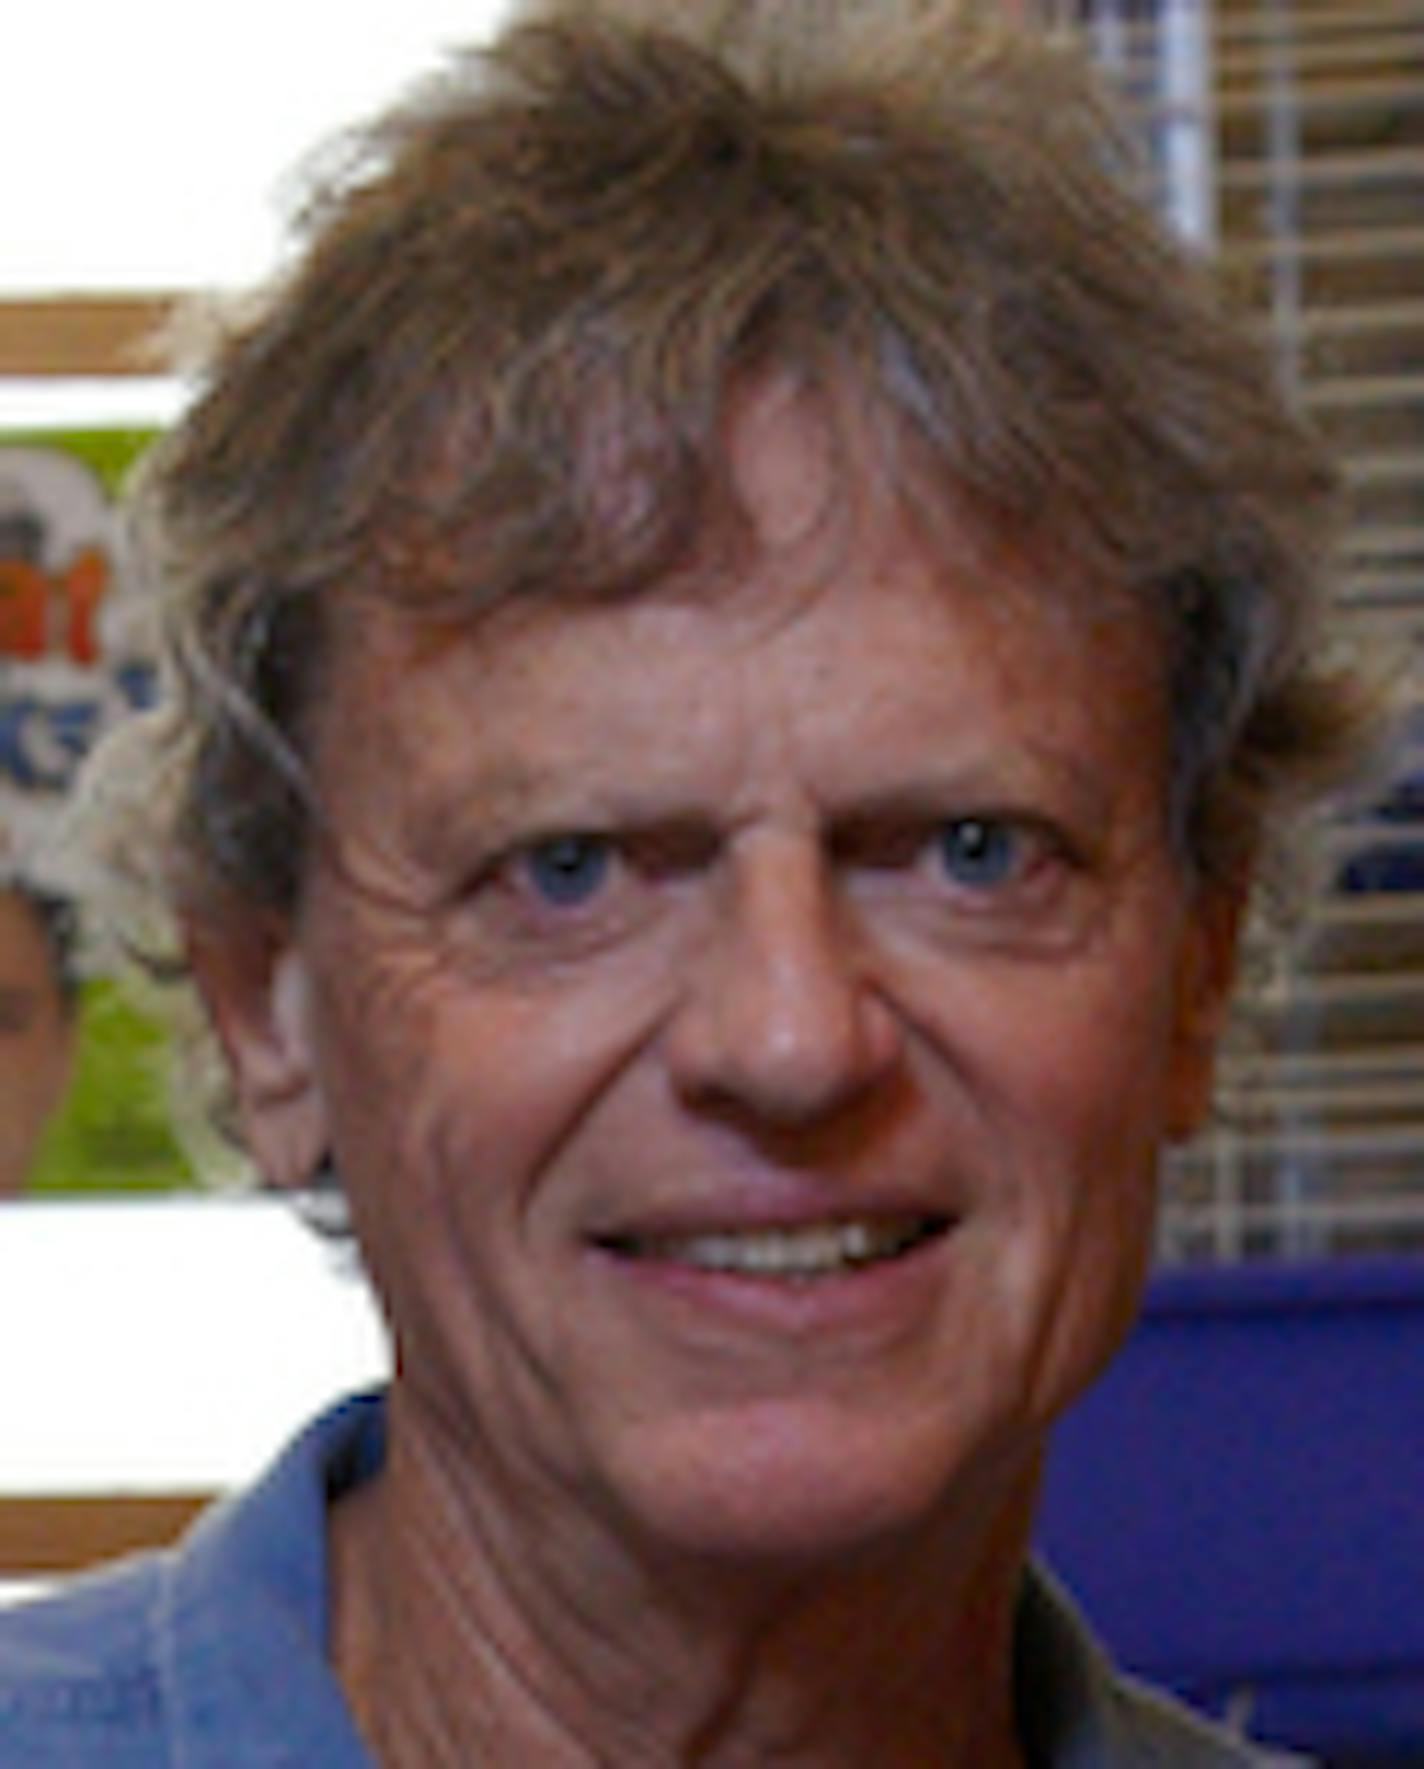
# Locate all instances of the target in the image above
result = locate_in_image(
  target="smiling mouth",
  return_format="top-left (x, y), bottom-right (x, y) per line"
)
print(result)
top-left (595, 1216), bottom-right (951, 1280)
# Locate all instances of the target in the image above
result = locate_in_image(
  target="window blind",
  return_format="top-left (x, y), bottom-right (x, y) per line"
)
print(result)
top-left (1047, 0), bottom-right (1424, 1261)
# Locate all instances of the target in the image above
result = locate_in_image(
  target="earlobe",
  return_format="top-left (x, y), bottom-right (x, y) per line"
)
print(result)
top-left (187, 920), bottom-right (329, 1190)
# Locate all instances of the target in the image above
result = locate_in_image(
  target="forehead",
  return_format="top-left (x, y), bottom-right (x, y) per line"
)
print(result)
top-left (307, 386), bottom-right (1167, 851)
top-left (338, 369), bottom-right (1151, 674)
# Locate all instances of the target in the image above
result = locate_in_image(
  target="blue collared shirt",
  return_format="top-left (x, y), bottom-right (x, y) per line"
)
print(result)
top-left (0, 1392), bottom-right (1307, 1765)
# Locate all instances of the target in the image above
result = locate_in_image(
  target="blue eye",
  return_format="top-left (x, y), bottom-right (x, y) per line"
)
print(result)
top-left (936, 818), bottom-right (1021, 889)
top-left (522, 835), bottom-right (613, 907)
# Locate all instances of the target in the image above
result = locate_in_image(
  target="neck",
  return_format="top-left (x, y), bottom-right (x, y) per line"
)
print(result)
top-left (331, 1384), bottom-right (1035, 1768)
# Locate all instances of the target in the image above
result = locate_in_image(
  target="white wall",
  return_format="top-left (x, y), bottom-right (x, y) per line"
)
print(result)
top-left (0, 1198), bottom-right (387, 1492)
top-left (3, 2), bottom-right (513, 293)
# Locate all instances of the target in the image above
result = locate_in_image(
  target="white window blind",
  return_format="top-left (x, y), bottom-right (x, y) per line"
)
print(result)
top-left (1049, 0), bottom-right (1424, 1261)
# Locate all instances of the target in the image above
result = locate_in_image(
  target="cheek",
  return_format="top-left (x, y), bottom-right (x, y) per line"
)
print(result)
top-left (909, 943), bottom-right (1175, 1276)
top-left (955, 958), bottom-right (1178, 1409)
top-left (311, 919), bottom-right (672, 1239)
top-left (946, 955), bottom-right (1181, 1180)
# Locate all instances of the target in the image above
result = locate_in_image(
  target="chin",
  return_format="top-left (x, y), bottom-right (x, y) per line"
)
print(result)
top-left (603, 1406), bottom-right (1030, 1573)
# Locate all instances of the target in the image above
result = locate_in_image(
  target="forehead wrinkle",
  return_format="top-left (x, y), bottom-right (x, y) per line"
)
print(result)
top-left (317, 385), bottom-right (1171, 867)
top-left (397, 660), bottom-right (1140, 860)
top-left (335, 574), bottom-right (1160, 843)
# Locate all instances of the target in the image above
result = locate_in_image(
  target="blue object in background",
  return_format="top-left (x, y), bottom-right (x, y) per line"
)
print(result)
top-left (1339, 843), bottom-right (1424, 895)
top-left (1336, 744), bottom-right (1424, 895)
top-left (1039, 1258), bottom-right (1424, 1764)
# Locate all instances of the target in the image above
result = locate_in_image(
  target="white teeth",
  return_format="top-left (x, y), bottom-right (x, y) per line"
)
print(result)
top-left (632, 1218), bottom-right (935, 1278)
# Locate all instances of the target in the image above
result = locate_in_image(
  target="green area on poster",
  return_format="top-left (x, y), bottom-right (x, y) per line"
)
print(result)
top-left (4, 426), bottom-right (157, 493)
top-left (27, 980), bottom-right (195, 1194)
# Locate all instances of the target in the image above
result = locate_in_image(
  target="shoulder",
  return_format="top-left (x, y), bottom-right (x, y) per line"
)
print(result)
top-left (0, 1392), bottom-right (385, 1768)
top-left (1018, 1564), bottom-right (1315, 1768)
top-left (0, 1554), bottom-right (169, 1765)
top-left (1096, 1667), bottom-right (1312, 1768)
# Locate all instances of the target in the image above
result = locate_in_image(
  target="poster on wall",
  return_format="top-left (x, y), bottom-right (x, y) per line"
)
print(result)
top-left (0, 436), bottom-right (157, 856)
top-left (0, 432), bottom-right (193, 1196)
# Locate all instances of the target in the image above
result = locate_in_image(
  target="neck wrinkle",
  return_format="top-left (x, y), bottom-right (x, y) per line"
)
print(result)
top-left (331, 1381), bottom-right (1036, 1767)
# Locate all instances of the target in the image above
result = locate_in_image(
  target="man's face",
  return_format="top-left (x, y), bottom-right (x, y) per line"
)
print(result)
top-left (214, 385), bottom-right (1235, 1566)
top-left (0, 890), bottom-right (74, 1195)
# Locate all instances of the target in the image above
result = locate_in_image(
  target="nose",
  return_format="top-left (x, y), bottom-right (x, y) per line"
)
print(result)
top-left (664, 837), bottom-right (903, 1128)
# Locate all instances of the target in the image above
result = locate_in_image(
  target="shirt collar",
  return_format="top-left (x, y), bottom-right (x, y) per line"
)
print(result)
top-left (158, 1391), bottom-right (384, 1767)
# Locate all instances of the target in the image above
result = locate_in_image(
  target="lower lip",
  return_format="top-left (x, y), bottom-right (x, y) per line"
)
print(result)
top-left (585, 1227), bottom-right (955, 1340)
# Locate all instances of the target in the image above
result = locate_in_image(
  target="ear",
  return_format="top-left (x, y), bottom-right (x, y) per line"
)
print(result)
top-left (187, 916), bottom-right (329, 1190)
top-left (1165, 878), bottom-right (1249, 1144)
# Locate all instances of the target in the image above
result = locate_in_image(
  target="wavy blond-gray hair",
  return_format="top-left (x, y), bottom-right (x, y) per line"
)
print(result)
top-left (96, 0), bottom-right (1373, 987)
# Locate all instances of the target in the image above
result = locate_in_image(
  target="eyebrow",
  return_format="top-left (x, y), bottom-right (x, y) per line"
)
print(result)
top-left (815, 759), bottom-right (1116, 829)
